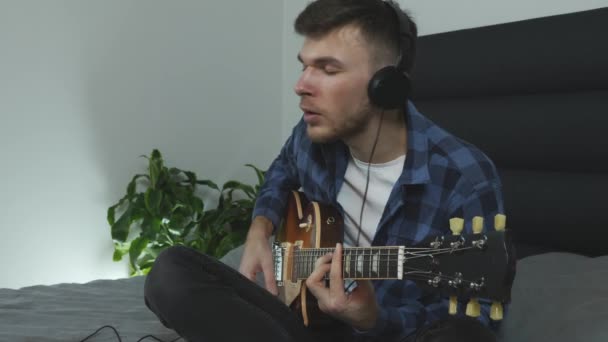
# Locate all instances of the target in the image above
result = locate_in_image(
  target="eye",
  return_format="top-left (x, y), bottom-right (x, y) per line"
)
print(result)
top-left (323, 66), bottom-right (339, 75)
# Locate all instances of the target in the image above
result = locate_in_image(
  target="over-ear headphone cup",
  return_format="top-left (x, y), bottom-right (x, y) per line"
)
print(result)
top-left (368, 66), bottom-right (411, 110)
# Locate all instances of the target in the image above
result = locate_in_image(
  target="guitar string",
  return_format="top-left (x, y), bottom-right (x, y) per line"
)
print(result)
top-left (294, 266), bottom-right (485, 288)
top-left (291, 246), bottom-right (481, 281)
top-left (291, 246), bottom-right (479, 271)
top-left (292, 242), bottom-right (485, 253)
top-left (293, 245), bottom-right (477, 258)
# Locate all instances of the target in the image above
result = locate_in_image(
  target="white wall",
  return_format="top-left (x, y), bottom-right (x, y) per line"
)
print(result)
top-left (281, 0), bottom-right (608, 139)
top-left (0, 0), bottom-right (283, 289)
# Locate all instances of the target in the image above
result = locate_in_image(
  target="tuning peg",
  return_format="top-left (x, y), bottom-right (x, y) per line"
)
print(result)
top-left (449, 217), bottom-right (464, 235)
top-left (494, 214), bottom-right (506, 231)
top-left (490, 301), bottom-right (504, 320)
top-left (449, 296), bottom-right (458, 315)
top-left (465, 298), bottom-right (481, 317)
top-left (472, 216), bottom-right (484, 234)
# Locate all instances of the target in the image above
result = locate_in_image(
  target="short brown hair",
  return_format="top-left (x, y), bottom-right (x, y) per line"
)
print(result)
top-left (294, 0), bottom-right (417, 73)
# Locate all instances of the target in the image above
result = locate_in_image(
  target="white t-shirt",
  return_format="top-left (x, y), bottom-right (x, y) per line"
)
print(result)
top-left (337, 152), bottom-right (406, 247)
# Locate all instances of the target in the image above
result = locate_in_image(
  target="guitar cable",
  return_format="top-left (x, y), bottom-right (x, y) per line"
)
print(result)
top-left (79, 324), bottom-right (182, 342)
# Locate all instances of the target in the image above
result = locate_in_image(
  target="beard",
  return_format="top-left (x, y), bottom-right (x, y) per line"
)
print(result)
top-left (306, 102), bottom-right (375, 144)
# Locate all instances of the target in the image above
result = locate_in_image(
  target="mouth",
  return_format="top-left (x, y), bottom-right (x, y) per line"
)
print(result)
top-left (300, 106), bottom-right (321, 124)
top-left (300, 103), bottom-right (322, 116)
top-left (300, 105), bottom-right (319, 115)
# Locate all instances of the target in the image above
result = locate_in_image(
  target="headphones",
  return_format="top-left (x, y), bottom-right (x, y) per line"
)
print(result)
top-left (367, 1), bottom-right (414, 110)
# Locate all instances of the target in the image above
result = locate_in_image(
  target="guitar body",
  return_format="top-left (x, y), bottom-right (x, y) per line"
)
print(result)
top-left (277, 191), bottom-right (343, 327)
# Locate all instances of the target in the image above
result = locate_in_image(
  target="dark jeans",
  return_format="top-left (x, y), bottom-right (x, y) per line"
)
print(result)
top-left (144, 246), bottom-right (496, 342)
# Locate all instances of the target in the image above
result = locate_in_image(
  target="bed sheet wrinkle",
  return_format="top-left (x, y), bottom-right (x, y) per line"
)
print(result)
top-left (0, 276), bottom-right (179, 342)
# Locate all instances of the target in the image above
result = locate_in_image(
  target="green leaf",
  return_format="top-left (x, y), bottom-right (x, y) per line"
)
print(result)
top-left (148, 149), bottom-right (164, 189)
top-left (107, 192), bottom-right (133, 226)
top-left (214, 231), bottom-right (245, 258)
top-left (129, 237), bottom-right (149, 270)
top-left (126, 174), bottom-right (148, 197)
top-left (140, 216), bottom-right (161, 240)
top-left (112, 241), bottom-right (130, 262)
top-left (136, 249), bottom-right (158, 272)
top-left (192, 196), bottom-right (204, 214)
top-left (112, 249), bottom-right (124, 262)
top-left (245, 164), bottom-right (266, 187)
top-left (196, 179), bottom-right (220, 191)
top-left (144, 188), bottom-right (163, 215)
top-left (111, 206), bottom-right (133, 242)
top-left (222, 180), bottom-right (256, 199)
top-left (107, 203), bottom-right (118, 226)
top-left (184, 171), bottom-right (197, 186)
top-left (168, 167), bottom-right (181, 175)
top-left (109, 151), bottom-right (262, 275)
top-left (151, 149), bottom-right (162, 160)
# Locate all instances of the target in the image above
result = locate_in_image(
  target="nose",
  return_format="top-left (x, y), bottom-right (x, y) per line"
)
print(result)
top-left (294, 69), bottom-right (312, 97)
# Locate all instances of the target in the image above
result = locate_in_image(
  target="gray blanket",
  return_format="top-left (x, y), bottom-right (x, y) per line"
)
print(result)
top-left (1, 248), bottom-right (607, 341)
top-left (0, 276), bottom-right (177, 342)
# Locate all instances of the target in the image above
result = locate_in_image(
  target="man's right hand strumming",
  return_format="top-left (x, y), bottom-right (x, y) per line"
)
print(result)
top-left (238, 216), bottom-right (278, 295)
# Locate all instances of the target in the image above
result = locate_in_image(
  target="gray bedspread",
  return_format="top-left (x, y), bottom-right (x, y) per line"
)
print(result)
top-left (2, 247), bottom-right (607, 342)
top-left (0, 276), bottom-right (178, 342)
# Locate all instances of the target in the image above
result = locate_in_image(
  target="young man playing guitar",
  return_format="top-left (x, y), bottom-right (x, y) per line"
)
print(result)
top-left (144, 1), bottom-right (509, 341)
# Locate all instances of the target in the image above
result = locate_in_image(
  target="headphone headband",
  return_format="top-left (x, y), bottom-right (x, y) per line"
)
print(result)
top-left (367, 1), bottom-right (414, 110)
top-left (383, 1), bottom-right (413, 73)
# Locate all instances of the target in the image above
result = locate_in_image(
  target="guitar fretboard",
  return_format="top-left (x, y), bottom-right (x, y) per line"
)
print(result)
top-left (293, 246), bottom-right (404, 280)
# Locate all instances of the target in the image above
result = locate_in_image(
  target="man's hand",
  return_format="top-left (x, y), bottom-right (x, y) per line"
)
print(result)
top-left (238, 216), bottom-right (278, 295)
top-left (305, 243), bottom-right (379, 331)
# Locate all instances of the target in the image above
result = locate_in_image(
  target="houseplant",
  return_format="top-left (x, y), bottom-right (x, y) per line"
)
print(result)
top-left (107, 149), bottom-right (265, 275)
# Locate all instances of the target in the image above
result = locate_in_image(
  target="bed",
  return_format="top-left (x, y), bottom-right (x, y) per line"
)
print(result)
top-left (2, 7), bottom-right (607, 342)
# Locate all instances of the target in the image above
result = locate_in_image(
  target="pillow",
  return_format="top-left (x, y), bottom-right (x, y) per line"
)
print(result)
top-left (498, 253), bottom-right (608, 342)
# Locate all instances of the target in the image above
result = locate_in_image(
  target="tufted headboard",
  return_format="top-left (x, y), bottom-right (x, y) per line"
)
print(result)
top-left (411, 7), bottom-right (608, 258)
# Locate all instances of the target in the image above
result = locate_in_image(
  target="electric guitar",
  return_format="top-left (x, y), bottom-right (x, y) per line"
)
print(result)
top-left (273, 191), bottom-right (516, 327)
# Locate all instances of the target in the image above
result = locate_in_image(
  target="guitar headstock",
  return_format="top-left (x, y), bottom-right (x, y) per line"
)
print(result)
top-left (403, 215), bottom-right (515, 319)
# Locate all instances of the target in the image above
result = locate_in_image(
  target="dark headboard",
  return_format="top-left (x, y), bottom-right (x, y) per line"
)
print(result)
top-left (411, 8), bottom-right (608, 258)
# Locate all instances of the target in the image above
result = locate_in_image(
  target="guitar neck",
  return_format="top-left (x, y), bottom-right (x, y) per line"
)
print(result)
top-left (293, 246), bottom-right (405, 280)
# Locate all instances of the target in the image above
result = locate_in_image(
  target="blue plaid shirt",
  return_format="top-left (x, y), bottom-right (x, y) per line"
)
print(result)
top-left (253, 102), bottom-right (505, 341)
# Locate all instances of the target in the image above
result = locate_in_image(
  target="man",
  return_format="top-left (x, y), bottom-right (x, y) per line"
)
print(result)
top-left (145, 1), bottom-right (504, 341)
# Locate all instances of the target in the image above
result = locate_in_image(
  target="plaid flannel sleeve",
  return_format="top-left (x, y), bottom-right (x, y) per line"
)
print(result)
top-left (252, 129), bottom-right (301, 234)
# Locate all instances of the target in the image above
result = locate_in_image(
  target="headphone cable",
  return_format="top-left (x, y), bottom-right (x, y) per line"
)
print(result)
top-left (356, 110), bottom-right (385, 247)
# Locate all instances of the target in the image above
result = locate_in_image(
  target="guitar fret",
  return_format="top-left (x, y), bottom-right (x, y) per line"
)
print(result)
top-left (294, 247), bottom-right (406, 280)
top-left (367, 248), bottom-right (373, 278)
top-left (387, 250), bottom-right (391, 277)
top-left (358, 249), bottom-right (363, 277)
top-left (350, 250), bottom-right (356, 278)
top-left (392, 249), bottom-right (398, 277)
top-left (344, 253), bottom-right (351, 278)
top-left (308, 250), bottom-right (313, 278)
top-left (371, 249), bottom-right (379, 276)
top-left (361, 249), bottom-right (366, 277)
top-left (382, 249), bottom-right (390, 278)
